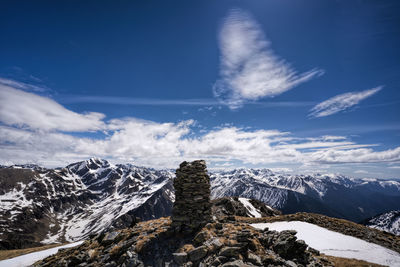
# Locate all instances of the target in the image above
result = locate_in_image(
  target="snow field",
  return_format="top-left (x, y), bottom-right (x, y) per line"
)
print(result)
top-left (0, 241), bottom-right (83, 267)
top-left (238, 197), bottom-right (262, 218)
top-left (251, 221), bottom-right (400, 266)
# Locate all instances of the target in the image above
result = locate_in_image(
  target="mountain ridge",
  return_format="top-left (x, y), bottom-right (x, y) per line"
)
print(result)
top-left (0, 158), bottom-right (175, 249)
top-left (361, 210), bottom-right (400, 236)
top-left (1, 158), bottom-right (399, 249)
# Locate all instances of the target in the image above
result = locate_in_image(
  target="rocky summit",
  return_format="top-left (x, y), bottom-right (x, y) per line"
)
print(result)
top-left (172, 160), bottom-right (212, 233)
top-left (33, 217), bottom-right (326, 267)
top-left (33, 160), bottom-right (326, 267)
top-left (2, 158), bottom-right (400, 250)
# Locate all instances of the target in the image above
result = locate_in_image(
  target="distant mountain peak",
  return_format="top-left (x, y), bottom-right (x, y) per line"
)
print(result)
top-left (362, 210), bottom-right (400, 236)
top-left (1, 159), bottom-right (399, 250)
top-left (0, 160), bottom-right (175, 249)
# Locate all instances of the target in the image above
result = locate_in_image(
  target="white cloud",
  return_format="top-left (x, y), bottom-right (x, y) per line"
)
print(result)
top-left (269, 167), bottom-right (293, 173)
top-left (62, 95), bottom-right (313, 108)
top-left (354, 170), bottom-right (368, 174)
top-left (62, 95), bottom-right (219, 106)
top-left (0, 77), bottom-right (47, 92)
top-left (320, 135), bottom-right (347, 141)
top-left (309, 86), bottom-right (382, 118)
top-left (1, 81), bottom-right (399, 175)
top-left (309, 147), bottom-right (400, 164)
top-left (2, 120), bottom-right (399, 170)
top-left (0, 84), bottom-right (105, 132)
top-left (214, 9), bottom-right (323, 109)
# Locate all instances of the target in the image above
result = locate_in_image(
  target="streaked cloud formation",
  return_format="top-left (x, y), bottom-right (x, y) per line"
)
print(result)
top-left (214, 8), bottom-right (323, 109)
top-left (0, 83), bottom-right (105, 132)
top-left (59, 95), bottom-right (313, 108)
top-left (0, 77), bottom-right (47, 92)
top-left (1, 81), bottom-right (399, 172)
top-left (309, 86), bottom-right (383, 118)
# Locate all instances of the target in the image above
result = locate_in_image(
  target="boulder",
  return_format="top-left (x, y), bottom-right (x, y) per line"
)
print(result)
top-left (188, 245), bottom-right (208, 261)
top-left (173, 252), bottom-right (187, 265)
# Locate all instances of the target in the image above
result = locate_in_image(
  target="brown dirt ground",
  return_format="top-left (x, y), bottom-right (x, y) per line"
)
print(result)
top-left (0, 243), bottom-right (67, 260)
top-left (320, 254), bottom-right (386, 267)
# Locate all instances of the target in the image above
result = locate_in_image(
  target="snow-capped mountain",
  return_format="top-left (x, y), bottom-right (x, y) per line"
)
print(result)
top-left (362, 210), bottom-right (400, 236)
top-left (0, 158), bottom-right (174, 249)
top-left (210, 168), bottom-right (400, 222)
top-left (1, 159), bottom-right (400, 250)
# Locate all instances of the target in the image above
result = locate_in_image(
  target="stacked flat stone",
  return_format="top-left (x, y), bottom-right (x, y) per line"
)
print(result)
top-left (171, 160), bottom-right (212, 232)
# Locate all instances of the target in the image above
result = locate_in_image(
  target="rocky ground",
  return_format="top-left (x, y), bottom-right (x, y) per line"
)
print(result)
top-left (211, 197), bottom-right (281, 219)
top-left (33, 216), bottom-right (327, 267)
top-left (7, 160), bottom-right (399, 266)
top-left (2, 159), bottom-right (400, 251)
top-left (237, 212), bottom-right (400, 254)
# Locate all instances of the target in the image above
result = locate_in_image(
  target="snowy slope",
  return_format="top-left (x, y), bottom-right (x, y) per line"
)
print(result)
top-left (0, 158), bottom-right (174, 249)
top-left (252, 221), bottom-right (400, 266)
top-left (238, 197), bottom-right (262, 218)
top-left (0, 241), bottom-right (83, 267)
top-left (363, 210), bottom-right (400, 236)
top-left (2, 160), bottom-right (400, 249)
top-left (211, 169), bottom-right (400, 222)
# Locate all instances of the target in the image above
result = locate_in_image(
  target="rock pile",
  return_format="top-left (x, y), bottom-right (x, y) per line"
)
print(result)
top-left (172, 160), bottom-right (212, 232)
top-left (33, 217), bottom-right (327, 267)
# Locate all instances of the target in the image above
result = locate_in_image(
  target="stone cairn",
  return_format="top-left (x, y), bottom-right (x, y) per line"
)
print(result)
top-left (171, 160), bottom-right (212, 233)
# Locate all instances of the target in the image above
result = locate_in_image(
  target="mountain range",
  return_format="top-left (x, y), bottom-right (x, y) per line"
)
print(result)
top-left (362, 210), bottom-right (400, 236)
top-left (1, 158), bottom-right (399, 249)
top-left (211, 168), bottom-right (400, 222)
top-left (0, 158), bottom-right (174, 249)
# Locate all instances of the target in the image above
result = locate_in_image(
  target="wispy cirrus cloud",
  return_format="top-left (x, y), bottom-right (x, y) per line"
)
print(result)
top-left (0, 83), bottom-right (105, 132)
top-left (60, 95), bottom-right (219, 106)
top-left (309, 86), bottom-right (383, 118)
top-left (213, 8), bottom-right (323, 109)
top-left (59, 95), bottom-right (314, 108)
top-left (0, 77), bottom-right (48, 92)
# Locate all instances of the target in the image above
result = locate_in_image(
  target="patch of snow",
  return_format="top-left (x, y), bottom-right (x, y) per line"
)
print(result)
top-left (361, 178), bottom-right (378, 182)
top-left (165, 188), bottom-right (175, 202)
top-left (251, 221), bottom-right (400, 266)
top-left (77, 161), bottom-right (87, 172)
top-left (0, 241), bottom-right (83, 267)
top-left (366, 211), bottom-right (400, 236)
top-left (40, 232), bottom-right (62, 244)
top-left (0, 184), bottom-right (32, 211)
top-left (264, 204), bottom-right (274, 211)
top-left (238, 198), bottom-right (261, 218)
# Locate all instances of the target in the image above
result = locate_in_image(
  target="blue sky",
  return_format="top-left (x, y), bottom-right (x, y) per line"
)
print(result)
top-left (0, 0), bottom-right (399, 178)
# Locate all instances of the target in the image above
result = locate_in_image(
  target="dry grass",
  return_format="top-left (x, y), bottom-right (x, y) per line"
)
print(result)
top-left (133, 217), bottom-right (171, 253)
top-left (193, 227), bottom-right (216, 244)
top-left (178, 244), bottom-right (195, 253)
top-left (88, 248), bottom-right (100, 260)
top-left (0, 243), bottom-right (67, 260)
top-left (320, 254), bottom-right (386, 267)
top-left (109, 244), bottom-right (122, 255)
